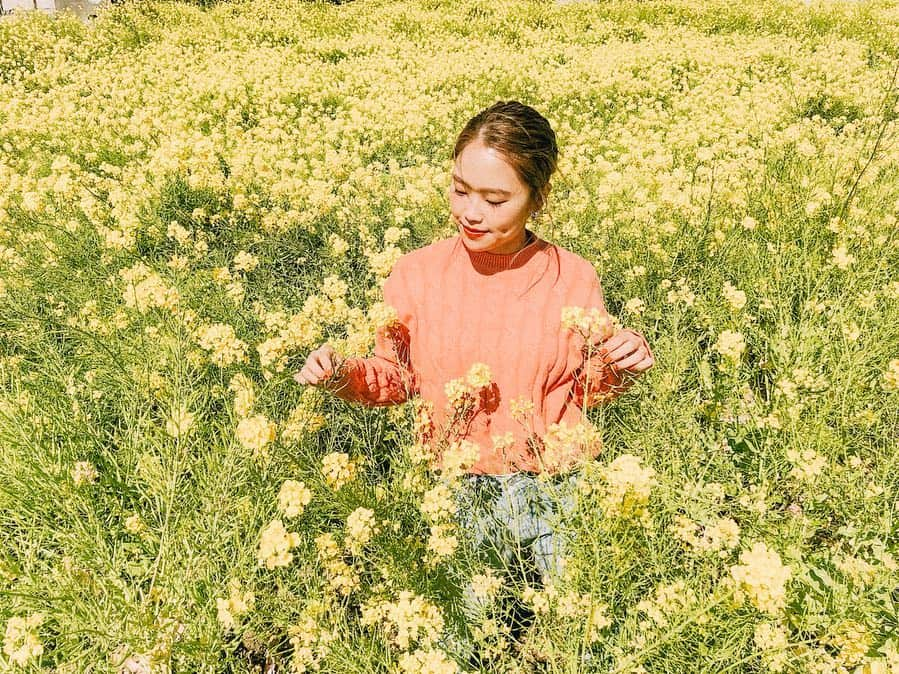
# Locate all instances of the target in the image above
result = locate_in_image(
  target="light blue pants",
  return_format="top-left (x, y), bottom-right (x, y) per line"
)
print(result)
top-left (454, 471), bottom-right (580, 583)
top-left (442, 471), bottom-right (581, 662)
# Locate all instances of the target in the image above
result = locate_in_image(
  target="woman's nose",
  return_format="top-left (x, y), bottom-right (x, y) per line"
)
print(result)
top-left (462, 199), bottom-right (483, 224)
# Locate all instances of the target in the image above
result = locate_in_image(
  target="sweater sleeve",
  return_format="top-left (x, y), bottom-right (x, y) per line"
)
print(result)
top-left (569, 271), bottom-right (653, 408)
top-left (330, 259), bottom-right (419, 407)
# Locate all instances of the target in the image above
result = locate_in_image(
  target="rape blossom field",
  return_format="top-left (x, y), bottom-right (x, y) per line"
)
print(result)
top-left (1, 0), bottom-right (899, 671)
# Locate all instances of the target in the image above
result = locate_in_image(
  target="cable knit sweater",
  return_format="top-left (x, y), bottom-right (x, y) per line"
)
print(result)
top-left (331, 229), bottom-right (653, 475)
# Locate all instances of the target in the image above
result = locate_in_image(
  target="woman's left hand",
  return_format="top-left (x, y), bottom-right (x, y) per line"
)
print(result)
top-left (597, 329), bottom-right (654, 380)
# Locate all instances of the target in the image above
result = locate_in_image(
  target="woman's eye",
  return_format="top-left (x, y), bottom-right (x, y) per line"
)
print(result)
top-left (453, 187), bottom-right (502, 206)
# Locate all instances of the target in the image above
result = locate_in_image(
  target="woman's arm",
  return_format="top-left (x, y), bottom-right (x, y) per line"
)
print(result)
top-left (567, 271), bottom-right (654, 408)
top-left (326, 261), bottom-right (418, 407)
top-left (329, 322), bottom-right (417, 407)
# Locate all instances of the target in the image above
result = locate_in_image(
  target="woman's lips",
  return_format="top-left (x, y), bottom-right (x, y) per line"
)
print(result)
top-left (461, 223), bottom-right (487, 236)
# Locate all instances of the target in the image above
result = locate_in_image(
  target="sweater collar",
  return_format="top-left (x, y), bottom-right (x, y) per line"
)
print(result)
top-left (460, 228), bottom-right (547, 274)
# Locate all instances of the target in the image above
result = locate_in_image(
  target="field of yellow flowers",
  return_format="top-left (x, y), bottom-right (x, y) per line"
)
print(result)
top-left (1, 0), bottom-right (898, 671)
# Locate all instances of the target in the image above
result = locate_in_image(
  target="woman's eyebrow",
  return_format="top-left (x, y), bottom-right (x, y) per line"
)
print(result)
top-left (452, 172), bottom-right (512, 197)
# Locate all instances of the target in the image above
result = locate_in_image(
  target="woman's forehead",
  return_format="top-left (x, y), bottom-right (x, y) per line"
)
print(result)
top-left (453, 144), bottom-right (523, 192)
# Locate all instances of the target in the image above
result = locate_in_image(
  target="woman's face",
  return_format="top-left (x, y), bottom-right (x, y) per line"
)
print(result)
top-left (448, 139), bottom-right (538, 255)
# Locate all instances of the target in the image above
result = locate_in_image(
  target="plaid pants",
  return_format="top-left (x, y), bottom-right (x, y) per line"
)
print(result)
top-left (442, 471), bottom-right (581, 662)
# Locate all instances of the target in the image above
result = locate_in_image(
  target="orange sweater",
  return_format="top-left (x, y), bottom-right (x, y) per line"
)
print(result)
top-left (332, 229), bottom-right (653, 475)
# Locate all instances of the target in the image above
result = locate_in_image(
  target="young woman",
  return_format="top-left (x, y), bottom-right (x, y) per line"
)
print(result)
top-left (295, 100), bottom-right (655, 665)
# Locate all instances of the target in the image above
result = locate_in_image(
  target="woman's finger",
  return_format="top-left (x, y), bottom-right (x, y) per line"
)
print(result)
top-left (600, 337), bottom-right (639, 364)
top-left (618, 354), bottom-right (654, 374)
top-left (307, 359), bottom-right (328, 380)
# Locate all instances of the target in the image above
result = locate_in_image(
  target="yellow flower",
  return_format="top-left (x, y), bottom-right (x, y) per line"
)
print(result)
top-left (257, 519), bottom-right (300, 569)
top-left (465, 362), bottom-right (493, 389)
top-left (345, 507), bottom-right (378, 555)
top-left (723, 281), bottom-right (746, 311)
top-left (360, 591), bottom-right (444, 651)
top-left (124, 513), bottom-right (144, 535)
top-left (883, 359), bottom-right (899, 391)
top-left (397, 648), bottom-right (457, 674)
top-left (469, 569), bottom-right (504, 602)
top-left (426, 523), bottom-right (459, 562)
top-left (228, 374), bottom-right (256, 417)
top-left (321, 452), bottom-right (356, 490)
top-left (277, 479), bottom-right (312, 518)
top-left (440, 439), bottom-right (480, 480)
top-left (598, 454), bottom-right (657, 521)
top-left (232, 251), bottom-right (259, 272)
top-left (321, 275), bottom-right (348, 300)
top-left (216, 578), bottom-right (255, 631)
top-left (785, 448), bottom-right (826, 481)
top-left (624, 297), bottom-right (645, 315)
top-left (71, 460), bottom-right (98, 486)
top-left (443, 376), bottom-right (473, 410)
top-left (328, 234), bottom-right (350, 257)
top-left (714, 330), bottom-right (746, 366)
top-left (830, 243), bottom-right (856, 270)
top-left (235, 414), bottom-right (277, 459)
top-left (3, 613), bottom-right (44, 666)
top-left (753, 622), bottom-right (789, 673)
top-left (420, 482), bottom-right (456, 523)
top-left (195, 323), bottom-right (248, 367)
top-left (729, 542), bottom-right (791, 615)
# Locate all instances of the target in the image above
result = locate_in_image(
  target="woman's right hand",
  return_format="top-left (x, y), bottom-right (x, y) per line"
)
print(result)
top-left (293, 343), bottom-right (346, 389)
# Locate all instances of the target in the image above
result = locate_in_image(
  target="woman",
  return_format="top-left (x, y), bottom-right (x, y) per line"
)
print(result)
top-left (295, 100), bottom-right (655, 665)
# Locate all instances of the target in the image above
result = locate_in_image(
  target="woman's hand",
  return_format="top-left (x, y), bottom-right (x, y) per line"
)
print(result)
top-left (293, 343), bottom-right (346, 389)
top-left (598, 329), bottom-right (654, 381)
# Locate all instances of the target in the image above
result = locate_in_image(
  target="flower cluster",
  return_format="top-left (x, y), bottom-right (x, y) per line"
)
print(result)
top-left (753, 622), bottom-right (790, 673)
top-left (235, 413), bottom-right (277, 460)
top-left (345, 507), bottom-right (379, 555)
top-left (443, 362), bottom-right (494, 413)
top-left (3, 613), bottom-right (44, 666)
top-left (216, 578), bottom-right (255, 631)
top-left (438, 439), bottom-right (480, 481)
top-left (539, 419), bottom-right (602, 473)
top-left (119, 262), bottom-right (180, 314)
top-left (321, 452), bottom-right (356, 490)
top-left (281, 387), bottom-right (327, 443)
top-left (722, 281), bottom-right (747, 311)
top-left (165, 404), bottom-right (195, 439)
top-left (419, 481), bottom-right (460, 565)
top-left (469, 568), bottom-right (504, 603)
top-left (397, 648), bottom-right (458, 674)
top-left (671, 515), bottom-right (741, 556)
top-left (255, 311), bottom-right (319, 375)
top-left (288, 612), bottom-right (336, 673)
top-left (884, 359), bottom-right (899, 391)
top-left (728, 542), bottom-right (792, 615)
top-left (597, 454), bottom-right (657, 523)
top-left (257, 519), bottom-right (300, 569)
top-left (360, 591), bottom-right (445, 651)
top-left (785, 448), bottom-right (826, 481)
top-left (561, 305), bottom-right (617, 343)
top-left (71, 460), bottom-right (98, 486)
top-left (228, 373), bottom-right (256, 417)
top-left (636, 580), bottom-right (702, 628)
top-left (315, 533), bottom-right (359, 596)
top-left (521, 582), bottom-right (612, 642)
top-left (277, 479), bottom-right (313, 518)
top-left (194, 323), bottom-right (248, 367)
top-left (714, 330), bottom-right (746, 367)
